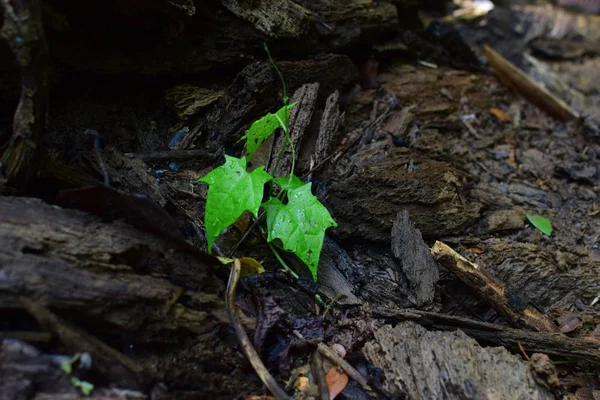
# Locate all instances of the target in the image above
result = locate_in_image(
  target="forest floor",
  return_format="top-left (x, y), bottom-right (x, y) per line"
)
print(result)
top-left (1, 1), bottom-right (599, 399)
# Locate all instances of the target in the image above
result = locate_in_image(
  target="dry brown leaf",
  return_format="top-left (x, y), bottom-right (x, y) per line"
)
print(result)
top-left (326, 367), bottom-right (349, 399)
top-left (489, 108), bottom-right (511, 122)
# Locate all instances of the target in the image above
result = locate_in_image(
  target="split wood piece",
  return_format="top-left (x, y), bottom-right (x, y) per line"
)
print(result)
top-left (390, 210), bottom-right (439, 307)
top-left (483, 45), bottom-right (579, 122)
top-left (431, 241), bottom-right (558, 333)
top-left (57, 145), bottom-right (220, 265)
top-left (102, 146), bottom-right (170, 207)
top-left (381, 105), bottom-right (414, 139)
top-left (315, 237), bottom-right (361, 306)
top-left (308, 90), bottom-right (344, 179)
top-left (270, 82), bottom-right (319, 177)
top-left (363, 322), bottom-right (555, 399)
top-left (197, 55), bottom-right (357, 154)
top-left (372, 308), bottom-right (600, 365)
top-left (0, 0), bottom-right (48, 188)
top-left (22, 299), bottom-right (146, 388)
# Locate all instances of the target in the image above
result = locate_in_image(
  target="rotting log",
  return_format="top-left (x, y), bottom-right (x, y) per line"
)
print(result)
top-left (0, 195), bottom-right (263, 397)
top-left (363, 321), bottom-right (555, 399)
top-left (0, 196), bottom-right (222, 328)
top-left (41, 0), bottom-right (405, 76)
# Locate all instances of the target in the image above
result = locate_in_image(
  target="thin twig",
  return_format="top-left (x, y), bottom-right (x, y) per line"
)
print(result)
top-left (310, 350), bottom-right (330, 400)
top-left (226, 259), bottom-right (292, 400)
top-left (293, 330), bottom-right (372, 394)
top-left (317, 343), bottom-right (372, 393)
top-left (518, 342), bottom-right (530, 361)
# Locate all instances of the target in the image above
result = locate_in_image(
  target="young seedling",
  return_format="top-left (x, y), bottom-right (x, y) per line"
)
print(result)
top-left (198, 44), bottom-right (336, 281)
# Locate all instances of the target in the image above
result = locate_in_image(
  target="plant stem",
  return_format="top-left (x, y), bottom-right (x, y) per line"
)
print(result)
top-left (258, 224), bottom-right (298, 278)
top-left (265, 237), bottom-right (299, 279)
top-left (264, 43), bottom-right (288, 107)
top-left (275, 113), bottom-right (296, 188)
top-left (262, 43), bottom-right (300, 279)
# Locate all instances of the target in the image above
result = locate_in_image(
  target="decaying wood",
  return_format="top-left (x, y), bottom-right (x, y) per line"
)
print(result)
top-left (165, 84), bottom-right (224, 120)
top-left (363, 322), bottom-right (555, 399)
top-left (390, 210), bottom-right (439, 307)
top-left (469, 239), bottom-right (600, 313)
top-left (0, 0), bottom-right (48, 187)
top-left (316, 219), bottom-right (440, 310)
top-left (0, 195), bottom-right (268, 397)
top-left (1, 338), bottom-right (154, 399)
top-left (270, 83), bottom-right (319, 177)
top-left (372, 308), bottom-right (600, 365)
top-left (431, 241), bottom-right (559, 333)
top-left (483, 45), bottom-right (579, 122)
top-left (316, 237), bottom-right (361, 306)
top-left (1, 339), bottom-right (86, 399)
top-left (310, 90), bottom-right (343, 177)
top-left (326, 155), bottom-right (481, 241)
top-left (43, 0), bottom-right (402, 76)
top-left (221, 0), bottom-right (312, 38)
top-left (0, 196), bottom-right (223, 330)
top-left (22, 299), bottom-right (146, 388)
top-left (382, 105), bottom-right (414, 139)
top-left (193, 55), bottom-right (357, 154)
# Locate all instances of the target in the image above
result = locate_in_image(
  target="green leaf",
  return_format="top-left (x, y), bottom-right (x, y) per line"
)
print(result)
top-left (273, 174), bottom-right (305, 191)
top-left (239, 103), bottom-right (296, 159)
top-left (526, 214), bottom-right (553, 236)
top-left (61, 359), bottom-right (73, 375)
top-left (70, 377), bottom-right (94, 396)
top-left (262, 183), bottom-right (337, 281)
top-left (199, 156), bottom-right (272, 252)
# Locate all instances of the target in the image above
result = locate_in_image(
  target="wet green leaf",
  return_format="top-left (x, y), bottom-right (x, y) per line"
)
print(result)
top-left (239, 103), bottom-right (296, 159)
top-left (262, 183), bottom-right (337, 281)
top-left (199, 156), bottom-right (272, 252)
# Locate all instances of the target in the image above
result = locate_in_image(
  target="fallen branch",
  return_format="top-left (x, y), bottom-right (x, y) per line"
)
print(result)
top-left (483, 45), bottom-right (579, 122)
top-left (431, 241), bottom-right (558, 333)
